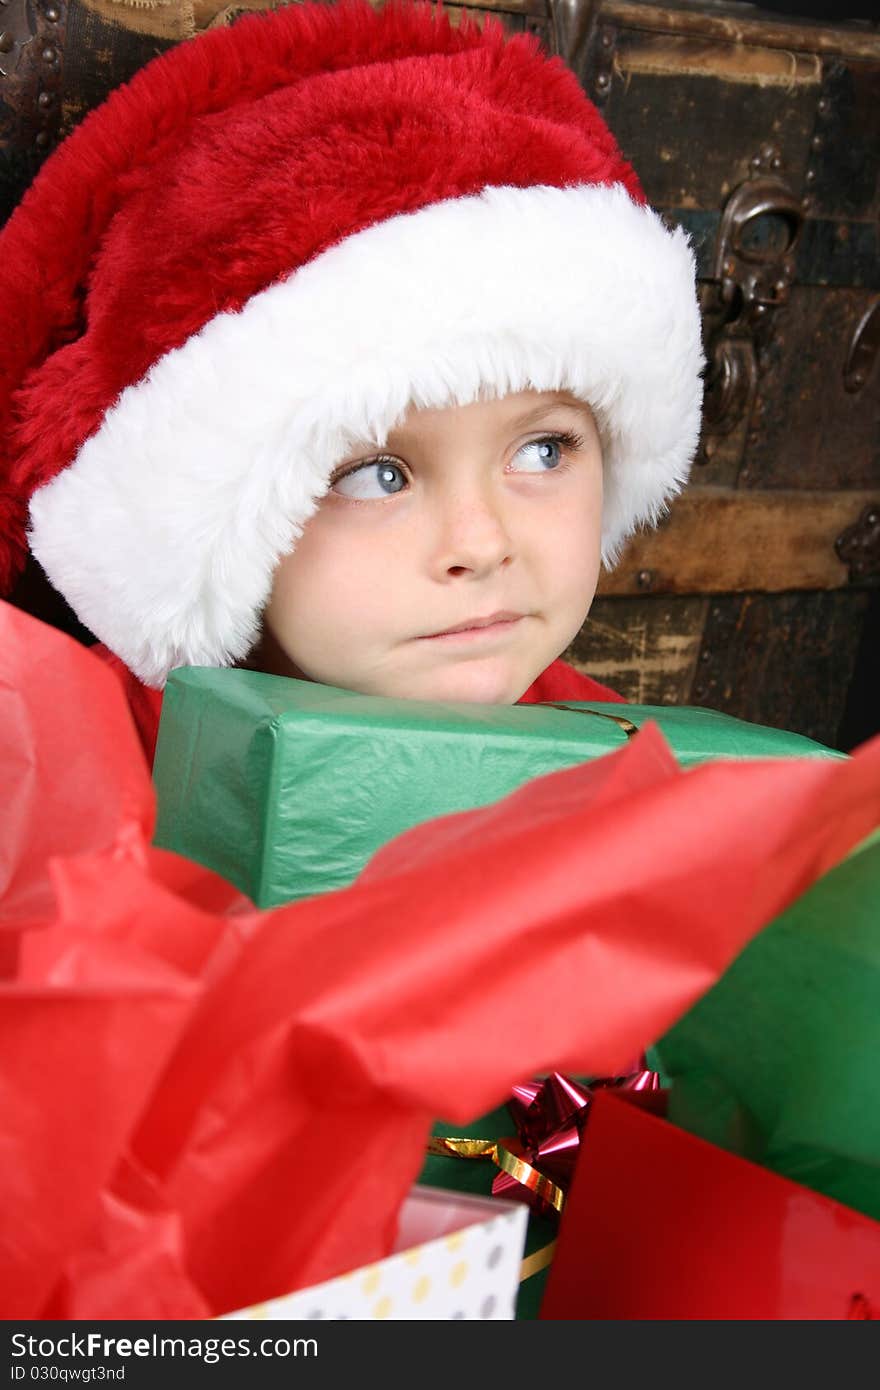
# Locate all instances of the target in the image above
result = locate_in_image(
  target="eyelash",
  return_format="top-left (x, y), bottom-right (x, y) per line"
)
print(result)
top-left (529, 429), bottom-right (585, 466)
top-left (330, 429), bottom-right (587, 489)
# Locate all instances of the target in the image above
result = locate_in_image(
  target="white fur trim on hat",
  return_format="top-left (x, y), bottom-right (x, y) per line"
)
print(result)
top-left (28, 182), bottom-right (704, 688)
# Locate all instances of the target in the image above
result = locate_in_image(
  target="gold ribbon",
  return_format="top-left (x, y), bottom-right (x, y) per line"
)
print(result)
top-left (548, 704), bottom-right (639, 739)
top-left (426, 1135), bottom-right (566, 1215)
top-left (520, 1240), bottom-right (557, 1283)
top-left (426, 1137), bottom-right (561, 1285)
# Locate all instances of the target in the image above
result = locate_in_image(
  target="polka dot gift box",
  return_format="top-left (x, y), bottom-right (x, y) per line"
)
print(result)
top-left (220, 1188), bottom-right (528, 1322)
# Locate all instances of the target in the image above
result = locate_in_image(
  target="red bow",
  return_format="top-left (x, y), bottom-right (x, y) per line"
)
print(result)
top-left (430, 1064), bottom-right (662, 1216)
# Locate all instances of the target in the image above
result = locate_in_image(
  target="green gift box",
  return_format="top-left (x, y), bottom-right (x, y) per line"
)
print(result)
top-left (152, 667), bottom-right (844, 908)
top-left (655, 828), bottom-right (880, 1224)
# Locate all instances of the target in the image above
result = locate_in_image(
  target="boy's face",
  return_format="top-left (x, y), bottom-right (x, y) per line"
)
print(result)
top-left (257, 389), bottom-right (604, 704)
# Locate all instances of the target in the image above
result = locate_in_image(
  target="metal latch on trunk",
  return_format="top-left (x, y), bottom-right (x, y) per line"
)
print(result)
top-left (703, 157), bottom-right (804, 439)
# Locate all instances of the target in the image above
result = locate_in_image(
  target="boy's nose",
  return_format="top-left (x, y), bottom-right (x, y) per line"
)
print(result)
top-left (428, 484), bottom-right (514, 581)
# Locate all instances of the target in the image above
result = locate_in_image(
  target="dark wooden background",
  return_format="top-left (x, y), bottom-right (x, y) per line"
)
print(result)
top-left (3, 0), bottom-right (878, 750)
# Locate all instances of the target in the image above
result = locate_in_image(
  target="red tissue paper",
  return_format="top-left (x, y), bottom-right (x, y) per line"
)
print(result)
top-left (2, 600), bottom-right (879, 1319)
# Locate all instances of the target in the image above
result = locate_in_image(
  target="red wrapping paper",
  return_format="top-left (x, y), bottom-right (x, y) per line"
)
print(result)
top-left (2, 600), bottom-right (880, 1319)
top-left (0, 610), bottom-right (149, 952)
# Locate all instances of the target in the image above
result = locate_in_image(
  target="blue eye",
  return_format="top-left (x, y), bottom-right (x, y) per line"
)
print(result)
top-left (331, 459), bottom-right (408, 499)
top-left (514, 439), bottom-right (563, 472)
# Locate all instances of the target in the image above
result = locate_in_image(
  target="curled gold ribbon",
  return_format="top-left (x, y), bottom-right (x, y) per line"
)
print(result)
top-left (426, 1136), bottom-right (497, 1160)
top-left (426, 1135), bottom-right (566, 1214)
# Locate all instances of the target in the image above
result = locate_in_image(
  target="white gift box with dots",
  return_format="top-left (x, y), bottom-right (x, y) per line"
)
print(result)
top-left (221, 1186), bottom-right (529, 1321)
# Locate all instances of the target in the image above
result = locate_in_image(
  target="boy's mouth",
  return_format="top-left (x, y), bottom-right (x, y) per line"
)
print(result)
top-left (418, 611), bottom-right (525, 640)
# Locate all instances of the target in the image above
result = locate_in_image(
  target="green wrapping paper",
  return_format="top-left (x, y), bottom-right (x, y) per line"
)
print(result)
top-left (656, 832), bottom-right (880, 1222)
top-left (152, 666), bottom-right (843, 907)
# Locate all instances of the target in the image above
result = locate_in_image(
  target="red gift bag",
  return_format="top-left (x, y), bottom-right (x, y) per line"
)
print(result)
top-left (541, 1091), bottom-right (880, 1320)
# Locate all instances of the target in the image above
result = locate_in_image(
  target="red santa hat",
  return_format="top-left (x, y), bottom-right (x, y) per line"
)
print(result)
top-left (0, 0), bottom-right (703, 689)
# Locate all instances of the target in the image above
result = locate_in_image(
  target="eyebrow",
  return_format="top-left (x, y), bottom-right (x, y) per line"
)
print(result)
top-left (508, 399), bottom-right (593, 428)
top-left (345, 397), bottom-right (593, 463)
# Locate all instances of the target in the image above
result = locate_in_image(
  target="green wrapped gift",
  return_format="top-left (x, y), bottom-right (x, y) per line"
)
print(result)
top-left (655, 831), bottom-right (880, 1222)
top-left (152, 666), bottom-right (844, 908)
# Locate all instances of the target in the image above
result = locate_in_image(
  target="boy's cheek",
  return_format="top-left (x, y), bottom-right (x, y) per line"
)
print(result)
top-left (265, 567), bottom-right (401, 681)
top-left (553, 523), bottom-right (602, 612)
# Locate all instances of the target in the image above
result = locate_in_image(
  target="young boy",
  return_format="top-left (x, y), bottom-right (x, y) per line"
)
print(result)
top-left (0, 0), bottom-right (703, 763)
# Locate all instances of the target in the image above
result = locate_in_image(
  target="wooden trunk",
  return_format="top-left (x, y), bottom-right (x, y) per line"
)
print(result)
top-left (531, 0), bottom-right (879, 751)
top-left (3, 0), bottom-right (878, 749)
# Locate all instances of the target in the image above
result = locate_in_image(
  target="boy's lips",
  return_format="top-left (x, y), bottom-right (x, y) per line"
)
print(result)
top-left (417, 611), bottom-right (526, 640)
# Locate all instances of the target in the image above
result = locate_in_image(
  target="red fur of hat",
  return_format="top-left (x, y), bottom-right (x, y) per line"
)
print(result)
top-left (0, 0), bottom-right (640, 595)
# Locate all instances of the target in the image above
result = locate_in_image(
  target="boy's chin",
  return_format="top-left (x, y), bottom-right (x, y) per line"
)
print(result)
top-left (391, 658), bottom-right (537, 706)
